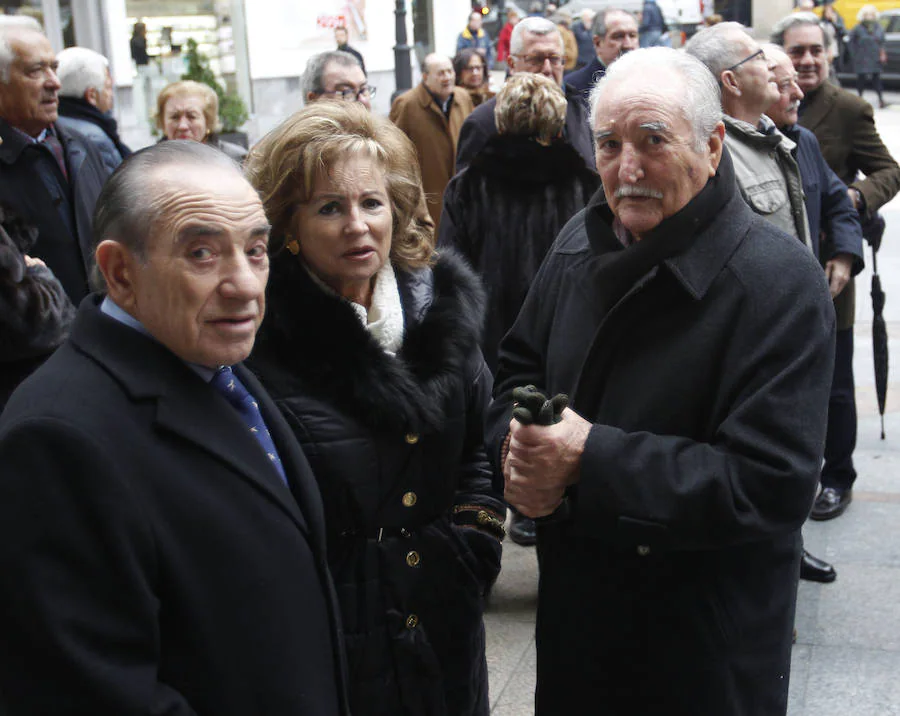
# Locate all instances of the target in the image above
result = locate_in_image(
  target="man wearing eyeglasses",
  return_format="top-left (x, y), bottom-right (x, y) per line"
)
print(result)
top-left (772, 13), bottom-right (900, 524)
top-left (301, 50), bottom-right (374, 110)
top-left (686, 23), bottom-right (810, 250)
top-left (456, 16), bottom-right (594, 174)
top-left (688, 23), bottom-right (844, 586)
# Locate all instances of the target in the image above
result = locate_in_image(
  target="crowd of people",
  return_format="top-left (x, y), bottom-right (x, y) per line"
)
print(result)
top-left (0, 4), bottom-right (898, 715)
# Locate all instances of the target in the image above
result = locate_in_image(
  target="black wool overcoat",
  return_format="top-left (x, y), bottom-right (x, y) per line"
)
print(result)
top-left (486, 153), bottom-right (836, 716)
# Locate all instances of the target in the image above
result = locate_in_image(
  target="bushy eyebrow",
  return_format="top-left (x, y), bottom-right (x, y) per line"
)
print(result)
top-left (175, 222), bottom-right (271, 244)
top-left (594, 129), bottom-right (614, 141)
top-left (639, 121), bottom-right (669, 132)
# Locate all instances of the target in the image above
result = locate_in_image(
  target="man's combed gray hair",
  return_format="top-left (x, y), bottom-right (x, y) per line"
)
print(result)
top-left (299, 50), bottom-right (363, 105)
top-left (588, 47), bottom-right (722, 153)
top-left (591, 8), bottom-right (633, 39)
top-left (56, 47), bottom-right (109, 100)
top-left (93, 141), bottom-right (242, 260)
top-left (683, 21), bottom-right (751, 82)
top-left (0, 21), bottom-right (45, 84)
top-left (770, 12), bottom-right (830, 51)
top-left (509, 16), bottom-right (562, 57)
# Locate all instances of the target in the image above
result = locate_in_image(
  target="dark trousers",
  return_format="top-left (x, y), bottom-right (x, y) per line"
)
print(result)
top-left (856, 72), bottom-right (885, 101)
top-left (821, 327), bottom-right (857, 490)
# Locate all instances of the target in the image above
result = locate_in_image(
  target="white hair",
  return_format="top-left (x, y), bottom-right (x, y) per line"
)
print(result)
top-left (683, 21), bottom-right (752, 82)
top-left (57, 46), bottom-right (109, 99)
top-left (0, 21), bottom-right (45, 83)
top-left (588, 47), bottom-right (723, 154)
top-left (509, 16), bottom-right (562, 57)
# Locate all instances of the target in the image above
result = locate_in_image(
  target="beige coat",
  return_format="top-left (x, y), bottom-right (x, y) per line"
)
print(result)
top-left (390, 83), bottom-right (474, 232)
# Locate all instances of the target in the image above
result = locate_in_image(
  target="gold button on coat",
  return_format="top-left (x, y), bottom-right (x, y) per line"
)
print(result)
top-left (402, 491), bottom-right (417, 507)
top-left (405, 433), bottom-right (419, 444)
top-left (406, 550), bottom-right (421, 567)
top-left (637, 545), bottom-right (651, 557)
top-left (406, 614), bottom-right (419, 629)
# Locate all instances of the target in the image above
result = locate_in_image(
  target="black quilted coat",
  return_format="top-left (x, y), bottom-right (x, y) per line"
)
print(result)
top-left (248, 248), bottom-right (505, 716)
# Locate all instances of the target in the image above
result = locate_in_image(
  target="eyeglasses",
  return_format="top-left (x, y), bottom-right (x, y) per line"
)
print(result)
top-left (726, 48), bottom-right (765, 73)
top-left (512, 53), bottom-right (565, 69)
top-left (319, 85), bottom-right (376, 101)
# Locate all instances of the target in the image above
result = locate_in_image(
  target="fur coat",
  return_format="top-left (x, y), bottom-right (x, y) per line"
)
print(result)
top-left (0, 204), bottom-right (74, 410)
top-left (438, 134), bottom-right (601, 374)
top-left (248, 248), bottom-right (505, 716)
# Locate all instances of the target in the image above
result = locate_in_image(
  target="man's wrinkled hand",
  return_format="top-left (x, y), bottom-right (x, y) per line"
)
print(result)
top-left (825, 253), bottom-right (853, 298)
top-left (503, 407), bottom-right (591, 518)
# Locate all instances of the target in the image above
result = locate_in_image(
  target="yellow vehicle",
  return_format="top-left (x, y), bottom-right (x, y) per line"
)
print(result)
top-left (822, 0), bottom-right (896, 30)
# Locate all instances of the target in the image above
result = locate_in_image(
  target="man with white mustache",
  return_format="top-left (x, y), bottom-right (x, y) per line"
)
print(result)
top-left (486, 48), bottom-right (834, 714)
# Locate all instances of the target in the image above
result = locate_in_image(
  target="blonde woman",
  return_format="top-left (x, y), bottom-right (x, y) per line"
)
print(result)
top-left (245, 102), bottom-right (504, 716)
top-left (155, 80), bottom-right (248, 160)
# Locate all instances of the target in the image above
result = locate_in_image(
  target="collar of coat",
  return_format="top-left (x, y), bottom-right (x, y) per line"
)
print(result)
top-left (582, 147), bottom-right (746, 302)
top-left (469, 133), bottom-right (595, 184)
top-left (461, 27), bottom-right (485, 40)
top-left (724, 114), bottom-right (797, 154)
top-left (249, 247), bottom-right (485, 435)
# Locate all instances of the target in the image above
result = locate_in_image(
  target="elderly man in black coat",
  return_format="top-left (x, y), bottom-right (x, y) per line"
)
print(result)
top-left (0, 142), bottom-right (349, 715)
top-left (0, 24), bottom-right (111, 305)
top-left (487, 48), bottom-right (835, 715)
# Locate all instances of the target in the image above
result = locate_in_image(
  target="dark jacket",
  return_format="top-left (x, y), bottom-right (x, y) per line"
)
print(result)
top-left (0, 206), bottom-right (74, 411)
top-left (486, 152), bottom-right (835, 715)
top-left (0, 119), bottom-right (112, 304)
top-left (248, 249), bottom-right (505, 716)
top-left (571, 19), bottom-right (595, 68)
top-left (782, 122), bottom-right (864, 272)
top-left (849, 20), bottom-right (885, 75)
top-left (455, 85), bottom-right (595, 173)
top-left (0, 297), bottom-right (349, 715)
top-left (57, 97), bottom-right (132, 174)
top-left (439, 134), bottom-right (601, 374)
top-left (564, 56), bottom-right (606, 111)
top-left (799, 81), bottom-right (900, 329)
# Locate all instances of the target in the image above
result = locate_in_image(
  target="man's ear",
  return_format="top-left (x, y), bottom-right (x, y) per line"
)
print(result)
top-left (84, 87), bottom-right (99, 108)
top-left (720, 70), bottom-right (741, 98)
top-left (507, 54), bottom-right (516, 74)
top-left (95, 240), bottom-right (139, 311)
top-left (707, 121), bottom-right (726, 177)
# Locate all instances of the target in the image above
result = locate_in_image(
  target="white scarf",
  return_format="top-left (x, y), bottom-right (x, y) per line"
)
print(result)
top-left (305, 260), bottom-right (405, 356)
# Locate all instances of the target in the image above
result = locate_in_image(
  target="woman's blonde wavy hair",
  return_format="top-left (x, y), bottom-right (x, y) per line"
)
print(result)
top-left (244, 102), bottom-right (434, 271)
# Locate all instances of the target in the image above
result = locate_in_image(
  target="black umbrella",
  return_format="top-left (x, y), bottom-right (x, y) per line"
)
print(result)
top-left (864, 212), bottom-right (888, 439)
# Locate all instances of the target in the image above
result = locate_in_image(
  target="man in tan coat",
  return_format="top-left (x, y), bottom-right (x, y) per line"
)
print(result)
top-left (390, 54), bottom-right (474, 231)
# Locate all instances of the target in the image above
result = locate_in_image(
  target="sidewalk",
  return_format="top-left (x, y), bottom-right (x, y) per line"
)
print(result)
top-left (484, 103), bottom-right (900, 715)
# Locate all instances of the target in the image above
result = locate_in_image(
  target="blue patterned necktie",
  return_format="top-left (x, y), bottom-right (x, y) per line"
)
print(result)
top-left (210, 367), bottom-right (287, 486)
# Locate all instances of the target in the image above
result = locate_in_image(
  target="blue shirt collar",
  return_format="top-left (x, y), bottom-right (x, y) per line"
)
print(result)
top-left (100, 296), bottom-right (219, 382)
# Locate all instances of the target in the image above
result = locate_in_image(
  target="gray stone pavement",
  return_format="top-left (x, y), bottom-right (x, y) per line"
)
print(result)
top-left (484, 98), bottom-right (900, 715)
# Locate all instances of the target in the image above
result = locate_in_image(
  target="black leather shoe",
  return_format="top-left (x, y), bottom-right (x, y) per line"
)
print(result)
top-left (508, 512), bottom-right (537, 546)
top-left (800, 550), bottom-right (836, 583)
top-left (811, 486), bottom-right (852, 521)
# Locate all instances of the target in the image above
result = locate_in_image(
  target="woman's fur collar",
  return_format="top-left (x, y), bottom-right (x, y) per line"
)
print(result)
top-left (250, 248), bottom-right (485, 435)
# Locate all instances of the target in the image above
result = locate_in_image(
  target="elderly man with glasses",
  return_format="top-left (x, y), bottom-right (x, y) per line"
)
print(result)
top-left (301, 50), bottom-right (374, 110)
top-left (456, 16), bottom-right (595, 176)
top-left (687, 23), bottom-right (842, 586)
top-left (686, 23), bottom-right (810, 249)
